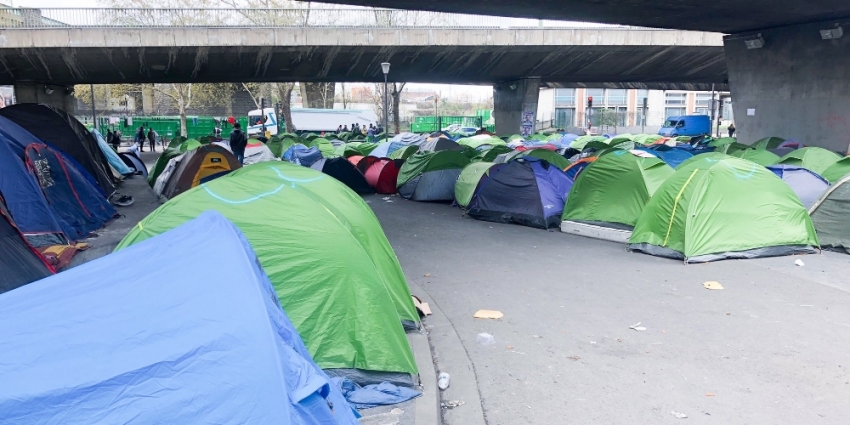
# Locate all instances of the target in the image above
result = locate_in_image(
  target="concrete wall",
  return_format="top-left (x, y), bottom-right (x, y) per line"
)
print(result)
top-left (725, 20), bottom-right (850, 153)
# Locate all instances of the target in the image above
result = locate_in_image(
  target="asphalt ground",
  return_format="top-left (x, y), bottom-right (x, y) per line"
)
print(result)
top-left (367, 193), bottom-right (850, 425)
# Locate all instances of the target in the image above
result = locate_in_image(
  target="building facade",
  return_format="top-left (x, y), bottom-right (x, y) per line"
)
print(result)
top-left (538, 88), bottom-right (733, 133)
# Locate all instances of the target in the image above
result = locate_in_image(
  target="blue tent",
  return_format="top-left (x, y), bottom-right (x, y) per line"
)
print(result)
top-left (283, 144), bottom-right (323, 167)
top-left (25, 143), bottom-right (116, 241)
top-left (767, 164), bottom-right (829, 209)
top-left (637, 147), bottom-right (694, 168)
top-left (0, 132), bottom-right (69, 246)
top-left (92, 130), bottom-right (133, 175)
top-left (467, 157), bottom-right (573, 229)
top-left (0, 211), bottom-right (359, 424)
top-left (369, 141), bottom-right (404, 158)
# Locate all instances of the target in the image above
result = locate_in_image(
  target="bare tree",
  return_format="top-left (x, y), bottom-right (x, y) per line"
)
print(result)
top-left (276, 82), bottom-right (296, 133)
top-left (391, 82), bottom-right (406, 134)
top-left (340, 83), bottom-right (348, 109)
top-left (154, 84), bottom-right (193, 136)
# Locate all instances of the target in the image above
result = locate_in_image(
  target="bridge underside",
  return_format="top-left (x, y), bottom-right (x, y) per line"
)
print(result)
top-left (0, 45), bottom-right (726, 90)
top-left (313, 0), bottom-right (850, 33)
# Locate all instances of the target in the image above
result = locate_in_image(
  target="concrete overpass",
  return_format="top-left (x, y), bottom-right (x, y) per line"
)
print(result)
top-left (309, 1), bottom-right (850, 151)
top-left (0, 7), bottom-right (725, 135)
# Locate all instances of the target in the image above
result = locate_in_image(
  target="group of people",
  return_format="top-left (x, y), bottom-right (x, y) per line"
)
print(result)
top-left (106, 126), bottom-right (160, 152)
top-left (337, 123), bottom-right (382, 138)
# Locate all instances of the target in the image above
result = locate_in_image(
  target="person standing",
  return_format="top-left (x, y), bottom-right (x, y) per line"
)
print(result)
top-left (147, 127), bottom-right (157, 152)
top-left (106, 129), bottom-right (116, 150)
top-left (230, 122), bottom-right (248, 164)
top-left (367, 124), bottom-right (375, 142)
top-left (337, 125), bottom-right (343, 134)
top-left (136, 126), bottom-right (146, 152)
top-left (728, 123), bottom-right (736, 138)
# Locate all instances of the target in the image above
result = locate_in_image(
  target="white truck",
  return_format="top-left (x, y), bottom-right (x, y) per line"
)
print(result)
top-left (247, 107), bottom-right (378, 136)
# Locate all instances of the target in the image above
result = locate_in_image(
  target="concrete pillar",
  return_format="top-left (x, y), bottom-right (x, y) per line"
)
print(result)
top-left (724, 19), bottom-right (850, 153)
top-left (141, 84), bottom-right (155, 115)
top-left (13, 82), bottom-right (75, 112)
top-left (493, 78), bottom-right (540, 136)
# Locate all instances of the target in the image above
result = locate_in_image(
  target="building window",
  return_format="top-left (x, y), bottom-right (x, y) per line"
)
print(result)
top-left (555, 108), bottom-right (575, 128)
top-left (606, 89), bottom-right (627, 106)
top-left (554, 89), bottom-right (575, 107)
top-left (665, 93), bottom-right (687, 106)
top-left (695, 107), bottom-right (710, 116)
top-left (695, 93), bottom-right (712, 108)
top-left (586, 88), bottom-right (604, 104)
top-left (665, 107), bottom-right (687, 118)
top-left (636, 89), bottom-right (649, 106)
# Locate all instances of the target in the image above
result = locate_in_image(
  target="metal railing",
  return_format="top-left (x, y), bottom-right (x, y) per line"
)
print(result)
top-left (0, 7), bottom-right (646, 30)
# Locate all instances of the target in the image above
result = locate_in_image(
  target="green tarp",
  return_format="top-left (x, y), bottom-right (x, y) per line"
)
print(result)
top-left (117, 162), bottom-right (418, 375)
top-left (809, 175), bottom-right (850, 254)
top-left (563, 150), bottom-right (674, 228)
top-left (778, 147), bottom-right (842, 174)
top-left (820, 157), bottom-right (850, 183)
top-left (454, 162), bottom-right (496, 208)
top-left (730, 148), bottom-right (780, 166)
top-left (397, 151), bottom-right (470, 187)
top-left (629, 156), bottom-right (819, 262)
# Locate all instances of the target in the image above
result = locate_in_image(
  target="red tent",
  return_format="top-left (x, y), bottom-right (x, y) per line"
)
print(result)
top-left (365, 159), bottom-right (405, 194)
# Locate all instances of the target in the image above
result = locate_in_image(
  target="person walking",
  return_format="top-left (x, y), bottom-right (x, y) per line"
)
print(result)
top-left (147, 127), bottom-right (157, 152)
top-left (106, 129), bottom-right (116, 150)
top-left (230, 122), bottom-right (248, 164)
top-left (728, 123), bottom-right (736, 138)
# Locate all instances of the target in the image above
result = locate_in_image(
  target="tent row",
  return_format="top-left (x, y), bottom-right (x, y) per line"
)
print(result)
top-left (0, 104), bottom-right (124, 294)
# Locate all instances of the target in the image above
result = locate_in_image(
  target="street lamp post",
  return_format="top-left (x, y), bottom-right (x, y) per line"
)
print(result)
top-left (381, 62), bottom-right (390, 140)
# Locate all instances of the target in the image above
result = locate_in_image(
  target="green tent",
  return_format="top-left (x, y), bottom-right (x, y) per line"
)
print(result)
top-left (730, 148), bottom-right (780, 166)
top-left (307, 137), bottom-right (335, 157)
top-left (708, 137), bottom-right (736, 149)
top-left (675, 152), bottom-right (731, 169)
top-left (268, 136), bottom-right (297, 158)
top-left (456, 136), bottom-right (506, 150)
top-left (503, 149), bottom-right (570, 169)
top-left (714, 141), bottom-right (750, 154)
top-left (634, 134), bottom-right (664, 145)
top-left (628, 156), bottom-right (819, 263)
top-left (751, 136), bottom-right (786, 150)
top-left (343, 142), bottom-right (364, 157)
top-left (809, 175), bottom-right (850, 254)
top-left (454, 162), bottom-right (497, 208)
top-left (471, 145), bottom-right (512, 162)
top-left (397, 151), bottom-right (471, 201)
top-left (117, 162), bottom-right (418, 377)
top-left (563, 150), bottom-right (674, 229)
top-left (507, 134), bottom-right (524, 142)
top-left (820, 156), bottom-right (850, 183)
top-left (388, 145), bottom-right (419, 160)
top-left (167, 136), bottom-right (188, 149)
top-left (778, 147), bottom-right (842, 174)
top-left (178, 138), bottom-right (201, 152)
top-left (570, 135), bottom-right (608, 150)
top-left (147, 148), bottom-right (186, 187)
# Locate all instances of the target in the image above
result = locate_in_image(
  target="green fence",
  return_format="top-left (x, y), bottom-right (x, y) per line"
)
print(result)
top-left (95, 116), bottom-right (249, 140)
top-left (410, 115), bottom-right (486, 133)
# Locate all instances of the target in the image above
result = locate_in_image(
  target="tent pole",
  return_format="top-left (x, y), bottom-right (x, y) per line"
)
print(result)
top-left (90, 84), bottom-right (98, 131)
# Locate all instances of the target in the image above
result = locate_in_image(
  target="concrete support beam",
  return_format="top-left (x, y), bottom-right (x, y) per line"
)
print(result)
top-left (725, 19), bottom-right (850, 154)
top-left (493, 77), bottom-right (540, 136)
top-left (13, 82), bottom-right (75, 112)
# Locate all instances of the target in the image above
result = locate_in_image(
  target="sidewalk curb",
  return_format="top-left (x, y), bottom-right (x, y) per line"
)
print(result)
top-left (409, 282), bottom-right (486, 425)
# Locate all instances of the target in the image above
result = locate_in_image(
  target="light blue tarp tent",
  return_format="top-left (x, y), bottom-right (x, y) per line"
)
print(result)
top-left (92, 130), bottom-right (133, 175)
top-left (767, 164), bottom-right (830, 209)
top-left (369, 141), bottom-right (404, 158)
top-left (0, 211), bottom-right (359, 425)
